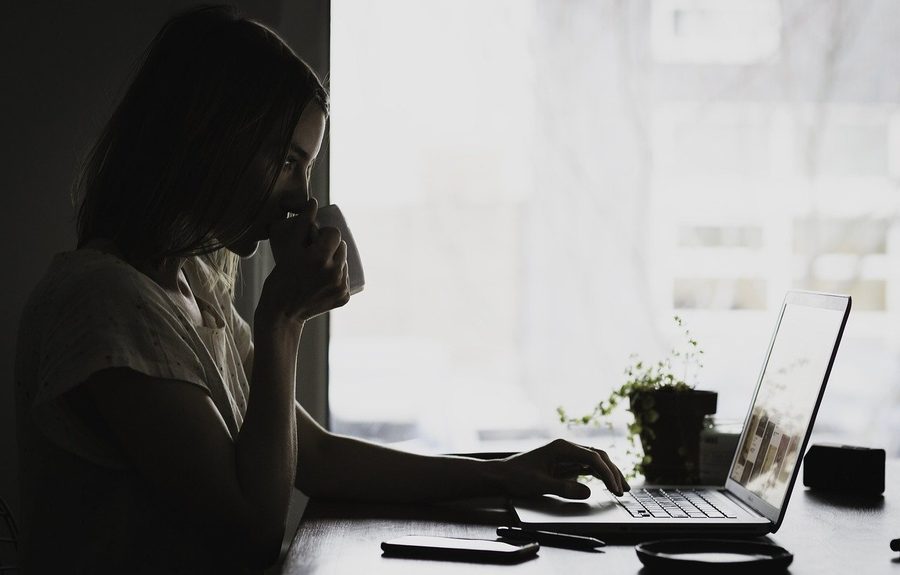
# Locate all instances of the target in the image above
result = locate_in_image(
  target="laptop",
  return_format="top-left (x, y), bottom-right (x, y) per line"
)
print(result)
top-left (512, 290), bottom-right (851, 537)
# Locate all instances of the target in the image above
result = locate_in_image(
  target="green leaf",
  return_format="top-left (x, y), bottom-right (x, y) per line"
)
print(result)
top-left (554, 314), bottom-right (704, 476)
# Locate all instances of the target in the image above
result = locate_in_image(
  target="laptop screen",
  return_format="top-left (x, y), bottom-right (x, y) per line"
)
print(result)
top-left (728, 301), bottom-right (846, 510)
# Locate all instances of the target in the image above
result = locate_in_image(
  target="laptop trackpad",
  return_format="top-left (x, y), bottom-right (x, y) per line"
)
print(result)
top-left (513, 490), bottom-right (627, 523)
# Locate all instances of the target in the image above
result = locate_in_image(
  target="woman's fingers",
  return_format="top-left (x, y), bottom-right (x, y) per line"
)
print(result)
top-left (261, 197), bottom-right (358, 323)
top-left (541, 477), bottom-right (592, 500)
top-left (340, 259), bottom-right (349, 289)
top-left (315, 225), bottom-right (342, 257)
top-left (551, 440), bottom-right (624, 496)
top-left (501, 439), bottom-right (634, 501)
top-left (268, 198), bottom-right (320, 262)
top-left (593, 447), bottom-right (630, 492)
top-left (333, 240), bottom-right (348, 268)
top-left (549, 461), bottom-right (590, 479)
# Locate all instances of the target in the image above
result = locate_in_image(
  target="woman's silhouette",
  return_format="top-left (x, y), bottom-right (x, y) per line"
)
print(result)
top-left (14, 5), bottom-right (627, 573)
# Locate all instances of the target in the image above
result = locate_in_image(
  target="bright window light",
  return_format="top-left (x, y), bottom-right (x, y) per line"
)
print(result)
top-left (329, 0), bottom-right (900, 458)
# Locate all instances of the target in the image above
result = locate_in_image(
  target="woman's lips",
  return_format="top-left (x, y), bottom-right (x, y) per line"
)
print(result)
top-left (264, 213), bottom-right (294, 239)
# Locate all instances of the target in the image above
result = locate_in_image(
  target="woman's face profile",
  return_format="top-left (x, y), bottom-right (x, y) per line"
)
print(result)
top-left (226, 102), bottom-right (327, 258)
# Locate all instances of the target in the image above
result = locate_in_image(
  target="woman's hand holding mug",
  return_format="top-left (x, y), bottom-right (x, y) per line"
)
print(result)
top-left (258, 197), bottom-right (350, 326)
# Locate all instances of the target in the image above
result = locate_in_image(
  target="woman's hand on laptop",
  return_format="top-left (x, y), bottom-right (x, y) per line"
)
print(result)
top-left (498, 439), bottom-right (629, 499)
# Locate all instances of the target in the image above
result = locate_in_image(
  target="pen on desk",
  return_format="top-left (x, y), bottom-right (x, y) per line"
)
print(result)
top-left (497, 526), bottom-right (605, 550)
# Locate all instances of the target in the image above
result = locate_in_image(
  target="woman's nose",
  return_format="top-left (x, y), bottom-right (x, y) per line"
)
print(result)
top-left (297, 179), bottom-right (311, 203)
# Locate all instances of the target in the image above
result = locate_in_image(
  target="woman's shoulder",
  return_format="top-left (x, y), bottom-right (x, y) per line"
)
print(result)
top-left (16, 249), bottom-right (168, 370)
top-left (46, 249), bottom-right (147, 294)
top-left (25, 249), bottom-right (168, 322)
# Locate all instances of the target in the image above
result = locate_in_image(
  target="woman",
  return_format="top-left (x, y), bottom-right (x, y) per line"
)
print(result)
top-left (14, 5), bottom-right (628, 573)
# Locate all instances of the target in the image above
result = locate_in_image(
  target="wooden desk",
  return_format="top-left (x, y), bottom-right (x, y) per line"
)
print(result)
top-left (282, 461), bottom-right (900, 574)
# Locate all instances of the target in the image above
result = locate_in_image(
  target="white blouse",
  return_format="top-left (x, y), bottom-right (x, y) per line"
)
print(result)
top-left (14, 248), bottom-right (258, 574)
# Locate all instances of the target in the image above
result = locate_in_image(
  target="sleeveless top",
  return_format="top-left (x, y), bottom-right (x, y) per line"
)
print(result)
top-left (14, 248), bottom-right (257, 574)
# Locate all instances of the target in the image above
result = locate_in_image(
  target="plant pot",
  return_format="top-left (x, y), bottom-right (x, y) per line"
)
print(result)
top-left (628, 389), bottom-right (718, 485)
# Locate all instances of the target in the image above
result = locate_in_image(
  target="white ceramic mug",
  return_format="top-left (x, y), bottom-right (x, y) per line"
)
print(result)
top-left (315, 204), bottom-right (365, 295)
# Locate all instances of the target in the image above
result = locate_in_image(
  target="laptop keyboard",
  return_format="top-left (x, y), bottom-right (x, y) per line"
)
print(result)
top-left (617, 488), bottom-right (737, 519)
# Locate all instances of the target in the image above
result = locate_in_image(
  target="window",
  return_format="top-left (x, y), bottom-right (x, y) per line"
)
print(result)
top-left (329, 0), bottom-right (900, 458)
top-left (651, 0), bottom-right (781, 64)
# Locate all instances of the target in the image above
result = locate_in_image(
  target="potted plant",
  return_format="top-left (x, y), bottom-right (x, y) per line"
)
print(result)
top-left (557, 316), bottom-right (717, 484)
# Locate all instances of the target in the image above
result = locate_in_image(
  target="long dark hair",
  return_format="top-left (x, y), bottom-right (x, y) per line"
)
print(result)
top-left (71, 4), bottom-right (328, 297)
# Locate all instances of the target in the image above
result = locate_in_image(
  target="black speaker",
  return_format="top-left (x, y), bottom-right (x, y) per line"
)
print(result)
top-left (803, 443), bottom-right (885, 495)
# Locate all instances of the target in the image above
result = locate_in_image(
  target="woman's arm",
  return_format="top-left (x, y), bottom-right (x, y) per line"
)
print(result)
top-left (83, 316), bottom-right (303, 569)
top-left (231, 314), bottom-right (301, 550)
top-left (293, 400), bottom-right (628, 503)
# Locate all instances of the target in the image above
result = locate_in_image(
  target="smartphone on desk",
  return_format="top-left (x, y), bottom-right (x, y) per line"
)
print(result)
top-left (381, 535), bottom-right (539, 563)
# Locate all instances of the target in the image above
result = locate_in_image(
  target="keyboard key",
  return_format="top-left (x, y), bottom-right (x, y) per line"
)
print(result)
top-left (618, 488), bottom-right (737, 521)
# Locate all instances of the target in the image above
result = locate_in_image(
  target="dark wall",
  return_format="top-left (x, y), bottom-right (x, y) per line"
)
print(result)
top-left (0, 0), bottom-right (327, 526)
